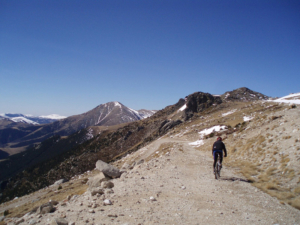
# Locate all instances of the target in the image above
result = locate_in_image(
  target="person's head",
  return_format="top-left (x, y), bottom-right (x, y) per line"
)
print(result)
top-left (217, 137), bottom-right (222, 141)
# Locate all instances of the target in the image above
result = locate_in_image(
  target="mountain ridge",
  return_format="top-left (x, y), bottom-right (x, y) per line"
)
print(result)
top-left (0, 102), bottom-right (156, 157)
top-left (0, 87), bottom-right (273, 203)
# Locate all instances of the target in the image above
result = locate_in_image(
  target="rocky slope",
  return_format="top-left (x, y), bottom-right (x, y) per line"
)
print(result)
top-left (1, 135), bottom-right (300, 224)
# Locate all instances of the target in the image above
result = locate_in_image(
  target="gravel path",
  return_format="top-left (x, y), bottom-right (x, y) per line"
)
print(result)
top-left (3, 137), bottom-right (300, 225)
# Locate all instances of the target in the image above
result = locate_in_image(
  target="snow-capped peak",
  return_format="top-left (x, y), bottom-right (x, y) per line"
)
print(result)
top-left (10, 117), bottom-right (39, 125)
top-left (114, 102), bottom-right (122, 108)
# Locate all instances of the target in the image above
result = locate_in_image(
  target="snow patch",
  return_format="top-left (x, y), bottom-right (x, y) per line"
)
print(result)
top-left (222, 109), bottom-right (237, 117)
top-left (269, 93), bottom-right (300, 105)
top-left (11, 117), bottom-right (39, 125)
top-left (189, 140), bottom-right (204, 147)
top-left (199, 125), bottom-right (226, 136)
top-left (243, 116), bottom-right (254, 121)
top-left (178, 104), bottom-right (187, 112)
top-left (114, 102), bottom-right (122, 108)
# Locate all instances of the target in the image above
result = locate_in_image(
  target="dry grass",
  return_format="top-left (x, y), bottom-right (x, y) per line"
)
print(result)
top-left (2, 178), bottom-right (89, 218)
top-left (257, 135), bottom-right (266, 145)
top-left (145, 143), bottom-right (178, 162)
top-left (290, 197), bottom-right (300, 210)
top-left (265, 182), bottom-right (279, 190)
top-left (293, 186), bottom-right (300, 195)
top-left (282, 136), bottom-right (292, 140)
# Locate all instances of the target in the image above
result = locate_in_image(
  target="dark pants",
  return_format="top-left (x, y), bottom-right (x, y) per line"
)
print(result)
top-left (213, 150), bottom-right (223, 168)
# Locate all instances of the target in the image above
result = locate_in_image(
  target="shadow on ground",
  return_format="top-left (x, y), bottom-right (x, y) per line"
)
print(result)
top-left (219, 176), bottom-right (252, 183)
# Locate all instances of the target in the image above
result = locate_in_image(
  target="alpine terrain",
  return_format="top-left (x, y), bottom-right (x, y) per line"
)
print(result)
top-left (0, 102), bottom-right (156, 157)
top-left (1, 87), bottom-right (300, 225)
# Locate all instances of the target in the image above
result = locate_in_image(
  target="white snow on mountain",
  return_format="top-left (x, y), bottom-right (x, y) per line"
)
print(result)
top-left (114, 102), bottom-right (122, 108)
top-left (0, 113), bottom-right (67, 125)
top-left (178, 104), bottom-right (187, 112)
top-left (243, 116), bottom-right (254, 122)
top-left (189, 125), bottom-right (227, 147)
top-left (39, 114), bottom-right (67, 120)
top-left (222, 109), bottom-right (237, 117)
top-left (136, 110), bottom-right (156, 119)
top-left (10, 117), bottom-right (39, 125)
top-left (269, 92), bottom-right (300, 105)
top-left (199, 125), bottom-right (227, 136)
top-left (128, 107), bottom-right (141, 118)
top-left (189, 140), bottom-right (204, 147)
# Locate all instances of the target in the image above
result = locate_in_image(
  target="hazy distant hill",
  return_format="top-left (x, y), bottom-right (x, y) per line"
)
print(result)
top-left (0, 102), bottom-right (156, 156)
top-left (0, 113), bottom-right (66, 125)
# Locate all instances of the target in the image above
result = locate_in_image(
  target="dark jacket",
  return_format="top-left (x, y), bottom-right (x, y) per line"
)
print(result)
top-left (212, 140), bottom-right (227, 156)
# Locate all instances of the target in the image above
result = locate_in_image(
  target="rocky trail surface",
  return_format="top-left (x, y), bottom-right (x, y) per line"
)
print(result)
top-left (2, 137), bottom-right (300, 225)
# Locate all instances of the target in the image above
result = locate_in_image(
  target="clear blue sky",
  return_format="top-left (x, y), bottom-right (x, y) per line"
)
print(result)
top-left (1, 0), bottom-right (299, 116)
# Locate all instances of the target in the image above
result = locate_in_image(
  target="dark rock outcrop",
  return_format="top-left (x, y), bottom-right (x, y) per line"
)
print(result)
top-left (221, 87), bottom-right (269, 102)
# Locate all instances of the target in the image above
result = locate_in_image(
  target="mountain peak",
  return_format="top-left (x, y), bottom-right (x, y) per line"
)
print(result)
top-left (221, 87), bottom-right (269, 102)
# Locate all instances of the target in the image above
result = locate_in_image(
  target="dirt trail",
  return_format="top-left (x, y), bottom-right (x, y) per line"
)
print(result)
top-left (2, 137), bottom-right (300, 225)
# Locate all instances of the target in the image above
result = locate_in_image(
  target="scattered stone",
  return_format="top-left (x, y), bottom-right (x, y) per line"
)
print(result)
top-left (104, 199), bottom-right (112, 205)
top-left (87, 172), bottom-right (109, 190)
top-left (36, 202), bottom-right (55, 214)
top-left (108, 214), bottom-right (118, 218)
top-left (101, 181), bottom-right (114, 189)
top-left (137, 159), bottom-right (144, 165)
top-left (50, 200), bottom-right (59, 205)
top-left (0, 216), bottom-right (5, 222)
top-left (28, 219), bottom-right (37, 225)
top-left (50, 217), bottom-right (68, 225)
top-left (150, 196), bottom-right (156, 201)
top-left (89, 209), bottom-right (95, 213)
top-left (15, 218), bottom-right (24, 225)
top-left (96, 160), bottom-right (121, 178)
top-left (90, 188), bottom-right (104, 196)
top-left (105, 189), bottom-right (114, 195)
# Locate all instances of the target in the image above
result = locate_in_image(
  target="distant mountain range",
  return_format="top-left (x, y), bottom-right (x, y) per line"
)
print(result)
top-left (0, 102), bottom-right (157, 154)
top-left (0, 113), bottom-right (66, 125)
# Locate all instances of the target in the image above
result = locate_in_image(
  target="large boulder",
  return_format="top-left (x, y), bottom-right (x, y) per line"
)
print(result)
top-left (87, 172), bottom-right (109, 188)
top-left (96, 160), bottom-right (121, 178)
top-left (36, 202), bottom-right (55, 214)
